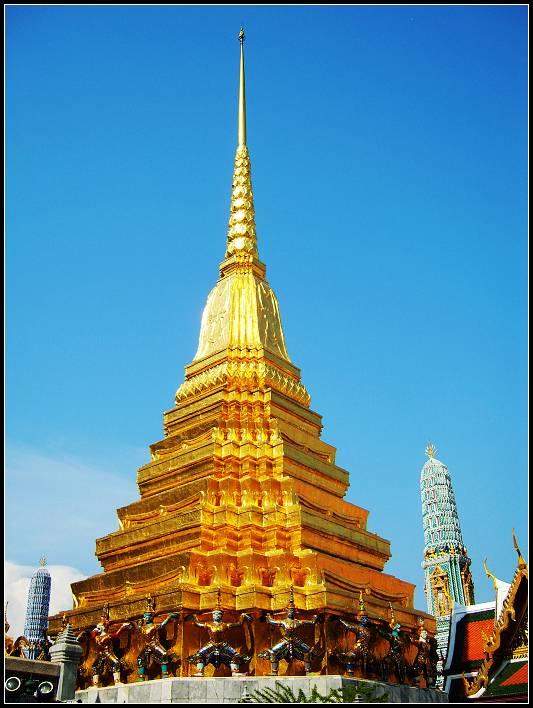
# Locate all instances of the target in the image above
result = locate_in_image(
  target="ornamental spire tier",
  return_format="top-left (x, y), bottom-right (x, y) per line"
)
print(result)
top-left (49, 32), bottom-right (434, 683)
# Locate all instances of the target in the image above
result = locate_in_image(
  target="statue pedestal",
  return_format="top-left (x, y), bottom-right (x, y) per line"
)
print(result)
top-left (74, 675), bottom-right (449, 703)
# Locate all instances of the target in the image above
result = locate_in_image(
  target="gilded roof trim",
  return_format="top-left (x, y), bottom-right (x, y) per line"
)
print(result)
top-left (462, 556), bottom-right (528, 697)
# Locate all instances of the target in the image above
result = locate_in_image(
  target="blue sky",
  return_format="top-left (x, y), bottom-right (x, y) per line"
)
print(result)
top-left (6, 5), bottom-right (527, 627)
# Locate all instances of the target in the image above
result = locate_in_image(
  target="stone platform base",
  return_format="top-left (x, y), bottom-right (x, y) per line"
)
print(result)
top-left (73, 675), bottom-right (448, 703)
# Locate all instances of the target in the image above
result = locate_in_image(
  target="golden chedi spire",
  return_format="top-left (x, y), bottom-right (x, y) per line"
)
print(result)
top-left (183, 28), bottom-right (304, 397)
top-left (226, 28), bottom-right (257, 259)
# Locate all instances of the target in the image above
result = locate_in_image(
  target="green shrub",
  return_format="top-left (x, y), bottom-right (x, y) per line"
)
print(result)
top-left (246, 680), bottom-right (389, 703)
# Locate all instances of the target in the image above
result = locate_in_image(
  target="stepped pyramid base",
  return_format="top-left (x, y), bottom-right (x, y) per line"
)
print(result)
top-left (75, 675), bottom-right (449, 704)
top-left (47, 375), bottom-right (436, 686)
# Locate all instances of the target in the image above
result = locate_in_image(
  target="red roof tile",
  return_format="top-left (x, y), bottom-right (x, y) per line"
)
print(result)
top-left (461, 618), bottom-right (495, 662)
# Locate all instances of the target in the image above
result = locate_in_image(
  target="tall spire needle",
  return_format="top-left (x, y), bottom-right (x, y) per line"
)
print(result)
top-left (238, 27), bottom-right (246, 146)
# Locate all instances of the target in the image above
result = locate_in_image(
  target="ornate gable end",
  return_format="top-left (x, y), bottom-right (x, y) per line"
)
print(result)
top-left (462, 533), bottom-right (528, 700)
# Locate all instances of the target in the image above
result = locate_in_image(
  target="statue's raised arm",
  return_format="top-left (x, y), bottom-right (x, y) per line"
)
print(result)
top-left (159, 612), bottom-right (179, 631)
top-left (301, 613), bottom-right (321, 627)
top-left (191, 614), bottom-right (206, 629)
top-left (265, 613), bottom-right (281, 627)
top-left (338, 617), bottom-right (358, 632)
top-left (228, 612), bottom-right (252, 630)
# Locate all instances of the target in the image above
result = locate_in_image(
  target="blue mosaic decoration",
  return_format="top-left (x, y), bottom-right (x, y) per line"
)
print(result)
top-left (23, 557), bottom-right (52, 659)
top-left (420, 445), bottom-right (475, 686)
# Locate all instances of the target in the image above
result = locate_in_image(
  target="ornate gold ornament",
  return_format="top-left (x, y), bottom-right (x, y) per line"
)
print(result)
top-left (425, 443), bottom-right (437, 459)
top-left (430, 566), bottom-right (452, 617)
top-left (512, 527), bottom-right (527, 569)
top-left (483, 558), bottom-right (498, 590)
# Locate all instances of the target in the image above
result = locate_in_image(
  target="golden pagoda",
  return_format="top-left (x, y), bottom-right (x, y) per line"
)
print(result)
top-left (49, 29), bottom-right (433, 679)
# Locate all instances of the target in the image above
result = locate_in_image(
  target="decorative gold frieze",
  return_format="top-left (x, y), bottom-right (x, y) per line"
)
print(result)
top-left (176, 360), bottom-right (310, 406)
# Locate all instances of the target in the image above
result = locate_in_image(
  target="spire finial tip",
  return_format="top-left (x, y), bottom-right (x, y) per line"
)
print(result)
top-left (239, 27), bottom-right (245, 44)
top-left (425, 442), bottom-right (437, 459)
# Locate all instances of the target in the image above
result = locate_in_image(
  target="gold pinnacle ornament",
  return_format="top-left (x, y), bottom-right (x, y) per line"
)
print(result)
top-left (357, 590), bottom-right (367, 619)
top-left (425, 443), bottom-right (437, 459)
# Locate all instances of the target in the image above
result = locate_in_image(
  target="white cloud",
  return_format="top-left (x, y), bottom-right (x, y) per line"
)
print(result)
top-left (5, 443), bottom-right (139, 572)
top-left (4, 560), bottom-right (87, 639)
top-left (5, 443), bottom-right (141, 636)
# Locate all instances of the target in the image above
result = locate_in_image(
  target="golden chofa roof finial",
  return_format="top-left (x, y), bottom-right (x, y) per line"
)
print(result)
top-left (512, 528), bottom-right (527, 570)
top-left (238, 27), bottom-right (246, 147)
top-left (483, 558), bottom-right (498, 591)
top-left (425, 442), bottom-right (437, 459)
top-left (39, 556), bottom-right (47, 567)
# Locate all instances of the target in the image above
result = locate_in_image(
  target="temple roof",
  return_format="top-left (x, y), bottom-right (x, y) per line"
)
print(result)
top-left (443, 531), bottom-right (528, 701)
top-left (482, 659), bottom-right (528, 699)
top-left (444, 602), bottom-right (496, 675)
